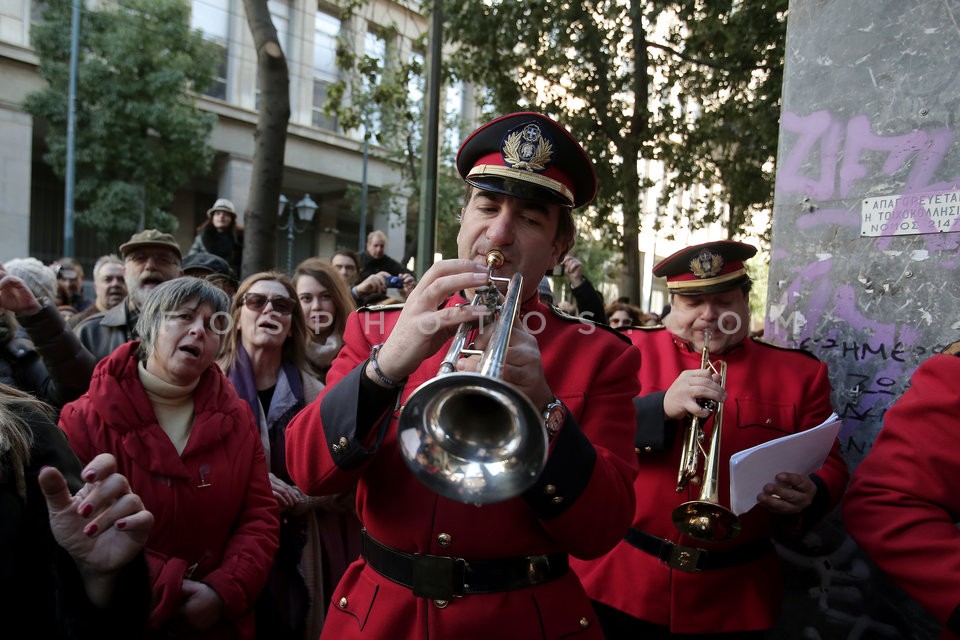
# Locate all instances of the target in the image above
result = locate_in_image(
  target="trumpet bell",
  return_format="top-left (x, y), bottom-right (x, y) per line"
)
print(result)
top-left (399, 372), bottom-right (547, 504)
top-left (672, 500), bottom-right (741, 542)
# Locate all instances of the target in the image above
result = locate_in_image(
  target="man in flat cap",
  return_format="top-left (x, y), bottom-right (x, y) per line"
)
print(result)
top-left (75, 229), bottom-right (183, 361)
top-left (571, 239), bottom-right (849, 639)
top-left (285, 112), bottom-right (640, 640)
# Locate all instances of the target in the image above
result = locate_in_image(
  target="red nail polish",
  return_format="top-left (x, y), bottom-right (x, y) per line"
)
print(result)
top-left (78, 503), bottom-right (93, 518)
top-left (83, 469), bottom-right (96, 482)
top-left (83, 522), bottom-right (98, 536)
top-left (116, 520), bottom-right (127, 530)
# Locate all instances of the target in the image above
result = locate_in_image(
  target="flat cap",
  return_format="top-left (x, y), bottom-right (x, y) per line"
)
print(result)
top-left (119, 229), bottom-right (182, 259)
top-left (653, 240), bottom-right (757, 295)
top-left (456, 112), bottom-right (597, 209)
top-left (182, 252), bottom-right (233, 277)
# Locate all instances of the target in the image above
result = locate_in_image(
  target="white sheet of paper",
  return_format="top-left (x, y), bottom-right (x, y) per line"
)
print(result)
top-left (728, 413), bottom-right (842, 516)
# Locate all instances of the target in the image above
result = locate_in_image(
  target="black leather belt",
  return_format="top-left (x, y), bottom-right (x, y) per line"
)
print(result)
top-left (625, 528), bottom-right (773, 573)
top-left (361, 529), bottom-right (568, 600)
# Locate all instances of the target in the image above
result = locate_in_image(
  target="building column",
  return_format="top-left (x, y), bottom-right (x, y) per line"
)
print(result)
top-left (218, 156), bottom-right (253, 224)
top-left (0, 108), bottom-right (33, 260)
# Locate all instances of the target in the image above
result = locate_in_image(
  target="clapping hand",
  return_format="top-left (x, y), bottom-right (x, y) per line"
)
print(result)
top-left (0, 268), bottom-right (43, 315)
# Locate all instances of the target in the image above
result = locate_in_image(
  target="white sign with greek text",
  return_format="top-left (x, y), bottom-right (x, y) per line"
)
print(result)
top-left (860, 190), bottom-right (960, 237)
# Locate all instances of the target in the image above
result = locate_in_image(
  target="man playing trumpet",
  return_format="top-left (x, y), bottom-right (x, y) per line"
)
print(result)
top-left (285, 112), bottom-right (641, 640)
top-left (572, 240), bottom-right (849, 639)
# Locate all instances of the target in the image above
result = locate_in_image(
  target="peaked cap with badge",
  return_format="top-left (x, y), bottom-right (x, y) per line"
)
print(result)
top-left (456, 112), bottom-right (597, 209)
top-left (653, 240), bottom-right (757, 296)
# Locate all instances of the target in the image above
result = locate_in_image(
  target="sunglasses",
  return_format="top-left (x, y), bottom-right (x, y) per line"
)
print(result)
top-left (242, 293), bottom-right (296, 316)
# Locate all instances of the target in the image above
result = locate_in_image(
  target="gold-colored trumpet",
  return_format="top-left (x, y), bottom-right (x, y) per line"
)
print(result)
top-left (396, 250), bottom-right (547, 504)
top-left (671, 330), bottom-right (741, 542)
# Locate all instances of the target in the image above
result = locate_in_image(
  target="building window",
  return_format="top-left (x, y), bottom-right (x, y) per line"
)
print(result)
top-left (312, 9), bottom-right (340, 130)
top-left (361, 28), bottom-right (387, 137)
top-left (443, 81), bottom-right (464, 152)
top-left (191, 0), bottom-right (229, 99)
top-left (406, 50), bottom-right (425, 150)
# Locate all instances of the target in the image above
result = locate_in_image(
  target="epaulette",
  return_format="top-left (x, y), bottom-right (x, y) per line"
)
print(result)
top-left (627, 323), bottom-right (664, 331)
top-left (546, 305), bottom-right (632, 345)
top-left (943, 341), bottom-right (960, 356)
top-left (750, 335), bottom-right (821, 361)
top-left (357, 302), bottom-right (405, 313)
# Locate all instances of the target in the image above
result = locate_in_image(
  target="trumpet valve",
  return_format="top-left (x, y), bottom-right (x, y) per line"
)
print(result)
top-left (699, 398), bottom-right (718, 413)
top-left (486, 250), bottom-right (505, 269)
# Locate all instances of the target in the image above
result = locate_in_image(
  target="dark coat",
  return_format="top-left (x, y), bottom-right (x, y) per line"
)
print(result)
top-left (0, 403), bottom-right (149, 639)
top-left (190, 225), bottom-right (244, 277)
top-left (1, 302), bottom-right (95, 408)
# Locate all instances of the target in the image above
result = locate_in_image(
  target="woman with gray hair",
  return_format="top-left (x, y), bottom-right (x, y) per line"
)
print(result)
top-left (59, 277), bottom-right (279, 639)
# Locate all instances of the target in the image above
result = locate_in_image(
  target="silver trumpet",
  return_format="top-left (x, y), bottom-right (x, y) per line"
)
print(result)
top-left (397, 250), bottom-right (547, 504)
top-left (671, 329), bottom-right (742, 542)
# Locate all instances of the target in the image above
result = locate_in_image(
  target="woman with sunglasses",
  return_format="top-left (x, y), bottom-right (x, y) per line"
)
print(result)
top-left (218, 271), bottom-right (328, 640)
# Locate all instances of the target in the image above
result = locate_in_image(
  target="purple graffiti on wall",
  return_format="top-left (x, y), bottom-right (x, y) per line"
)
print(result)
top-left (768, 110), bottom-right (960, 441)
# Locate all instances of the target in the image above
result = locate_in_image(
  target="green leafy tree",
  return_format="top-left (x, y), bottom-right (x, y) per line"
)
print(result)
top-left (24, 0), bottom-right (219, 235)
top-left (653, 0), bottom-right (786, 243)
top-left (322, 2), bottom-right (465, 268)
top-left (441, 0), bottom-right (786, 300)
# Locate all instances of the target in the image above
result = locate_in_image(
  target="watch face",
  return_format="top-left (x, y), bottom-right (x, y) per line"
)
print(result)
top-left (544, 401), bottom-right (565, 437)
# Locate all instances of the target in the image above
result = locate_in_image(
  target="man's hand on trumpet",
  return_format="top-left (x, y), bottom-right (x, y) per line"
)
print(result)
top-left (662, 368), bottom-right (726, 421)
top-left (368, 259), bottom-right (491, 387)
top-left (756, 472), bottom-right (817, 515)
top-left (455, 318), bottom-right (554, 413)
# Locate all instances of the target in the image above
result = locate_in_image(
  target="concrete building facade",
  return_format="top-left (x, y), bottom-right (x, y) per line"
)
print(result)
top-left (0, 0), bottom-right (436, 274)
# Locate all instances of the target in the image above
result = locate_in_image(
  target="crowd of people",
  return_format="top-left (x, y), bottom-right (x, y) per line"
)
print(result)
top-left (0, 110), bottom-right (954, 640)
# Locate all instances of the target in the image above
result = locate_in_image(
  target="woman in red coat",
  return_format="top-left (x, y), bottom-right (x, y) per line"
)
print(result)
top-left (843, 346), bottom-right (960, 640)
top-left (59, 277), bottom-right (279, 640)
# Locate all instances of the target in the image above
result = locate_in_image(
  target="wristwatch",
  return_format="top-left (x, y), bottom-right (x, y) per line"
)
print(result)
top-left (543, 397), bottom-right (566, 440)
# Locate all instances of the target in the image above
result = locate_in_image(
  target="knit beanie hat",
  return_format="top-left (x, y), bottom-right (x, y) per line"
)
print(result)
top-left (3, 257), bottom-right (58, 302)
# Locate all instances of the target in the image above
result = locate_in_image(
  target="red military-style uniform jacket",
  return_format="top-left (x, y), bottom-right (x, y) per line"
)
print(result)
top-left (843, 353), bottom-right (960, 640)
top-left (285, 294), bottom-right (640, 640)
top-left (571, 327), bottom-right (849, 634)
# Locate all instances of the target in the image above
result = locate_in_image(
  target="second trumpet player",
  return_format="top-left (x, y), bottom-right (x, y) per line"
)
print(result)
top-left (571, 239), bottom-right (850, 639)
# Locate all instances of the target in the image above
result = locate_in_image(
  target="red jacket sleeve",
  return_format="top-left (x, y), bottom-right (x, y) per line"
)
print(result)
top-left (202, 433), bottom-right (280, 620)
top-left (843, 355), bottom-right (960, 635)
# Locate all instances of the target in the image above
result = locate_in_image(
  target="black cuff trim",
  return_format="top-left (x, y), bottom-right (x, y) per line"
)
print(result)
top-left (321, 363), bottom-right (395, 469)
top-left (634, 392), bottom-right (675, 452)
top-left (522, 413), bottom-right (595, 519)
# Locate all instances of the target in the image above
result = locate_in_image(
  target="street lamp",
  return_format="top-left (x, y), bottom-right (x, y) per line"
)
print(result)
top-left (278, 193), bottom-right (318, 274)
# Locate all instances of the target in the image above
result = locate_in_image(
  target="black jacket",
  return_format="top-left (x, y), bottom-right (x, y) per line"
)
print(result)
top-left (1, 302), bottom-right (95, 408)
top-left (0, 404), bottom-right (149, 639)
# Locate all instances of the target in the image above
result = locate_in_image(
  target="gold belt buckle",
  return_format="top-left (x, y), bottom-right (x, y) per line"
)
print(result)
top-left (667, 544), bottom-right (704, 572)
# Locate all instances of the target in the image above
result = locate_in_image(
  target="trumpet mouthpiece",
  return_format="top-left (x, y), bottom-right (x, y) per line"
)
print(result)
top-left (486, 250), bottom-right (505, 269)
